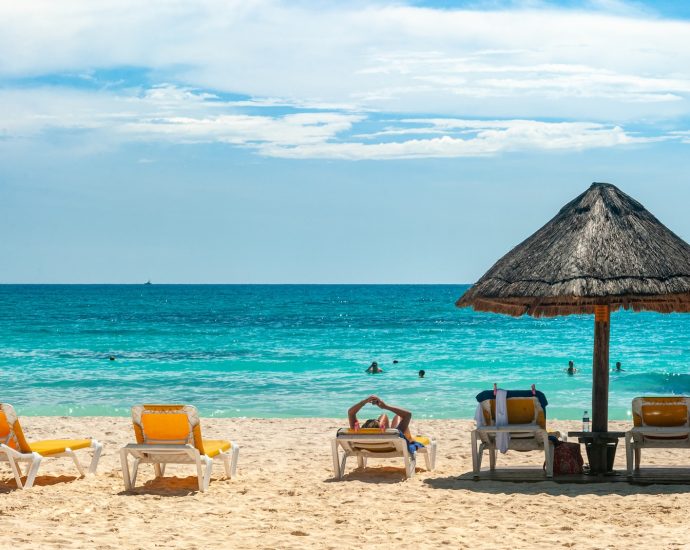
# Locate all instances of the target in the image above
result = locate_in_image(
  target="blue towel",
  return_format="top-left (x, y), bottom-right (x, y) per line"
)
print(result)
top-left (398, 430), bottom-right (425, 455)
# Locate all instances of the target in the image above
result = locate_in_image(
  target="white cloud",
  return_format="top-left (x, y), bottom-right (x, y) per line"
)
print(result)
top-left (0, 84), bottom-right (668, 159)
top-left (1, 1), bottom-right (690, 122)
top-left (1, 2), bottom-right (689, 159)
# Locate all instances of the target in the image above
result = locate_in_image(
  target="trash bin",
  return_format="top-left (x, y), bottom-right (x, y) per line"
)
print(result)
top-left (585, 439), bottom-right (618, 473)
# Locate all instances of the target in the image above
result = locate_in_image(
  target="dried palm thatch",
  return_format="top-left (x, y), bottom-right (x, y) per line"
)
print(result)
top-left (456, 182), bottom-right (690, 317)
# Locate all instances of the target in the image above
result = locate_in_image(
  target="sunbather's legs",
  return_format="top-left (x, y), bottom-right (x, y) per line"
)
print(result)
top-left (377, 414), bottom-right (390, 429)
top-left (391, 415), bottom-right (412, 439)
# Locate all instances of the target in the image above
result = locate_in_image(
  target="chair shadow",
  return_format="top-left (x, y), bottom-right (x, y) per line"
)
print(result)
top-left (117, 475), bottom-right (224, 496)
top-left (324, 466), bottom-right (423, 484)
top-left (424, 471), bottom-right (690, 496)
top-left (0, 475), bottom-right (79, 492)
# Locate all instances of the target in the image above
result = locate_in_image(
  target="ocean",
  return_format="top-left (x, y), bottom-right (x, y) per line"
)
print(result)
top-left (1, 284), bottom-right (689, 420)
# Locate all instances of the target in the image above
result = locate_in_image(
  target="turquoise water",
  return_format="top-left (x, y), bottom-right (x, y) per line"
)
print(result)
top-left (1, 285), bottom-right (689, 420)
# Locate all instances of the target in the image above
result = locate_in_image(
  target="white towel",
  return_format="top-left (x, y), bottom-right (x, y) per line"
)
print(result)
top-left (474, 403), bottom-right (486, 428)
top-left (495, 389), bottom-right (510, 453)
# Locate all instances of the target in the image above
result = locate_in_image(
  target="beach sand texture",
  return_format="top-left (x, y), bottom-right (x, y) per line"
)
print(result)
top-left (2, 417), bottom-right (690, 549)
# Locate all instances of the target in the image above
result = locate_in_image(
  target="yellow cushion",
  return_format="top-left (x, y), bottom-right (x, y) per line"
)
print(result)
top-left (141, 412), bottom-right (191, 442)
top-left (202, 439), bottom-right (231, 458)
top-left (412, 436), bottom-right (430, 446)
top-left (344, 428), bottom-right (387, 434)
top-left (29, 439), bottom-right (91, 456)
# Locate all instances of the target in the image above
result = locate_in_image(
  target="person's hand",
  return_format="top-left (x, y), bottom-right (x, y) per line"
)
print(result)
top-left (375, 398), bottom-right (387, 409)
top-left (367, 395), bottom-right (379, 404)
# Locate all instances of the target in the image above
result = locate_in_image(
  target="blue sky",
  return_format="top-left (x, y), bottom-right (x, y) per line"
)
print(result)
top-left (1, 0), bottom-right (689, 283)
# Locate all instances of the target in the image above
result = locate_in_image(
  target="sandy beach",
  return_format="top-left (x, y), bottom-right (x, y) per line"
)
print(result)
top-left (1, 416), bottom-right (690, 549)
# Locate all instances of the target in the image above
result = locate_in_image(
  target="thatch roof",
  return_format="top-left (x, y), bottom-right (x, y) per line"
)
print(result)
top-left (456, 182), bottom-right (690, 317)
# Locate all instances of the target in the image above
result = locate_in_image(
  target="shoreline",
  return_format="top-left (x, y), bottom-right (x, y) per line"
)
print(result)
top-left (3, 416), bottom-right (690, 548)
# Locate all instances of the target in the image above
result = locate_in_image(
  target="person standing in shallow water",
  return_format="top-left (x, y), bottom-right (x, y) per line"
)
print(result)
top-left (567, 360), bottom-right (577, 375)
top-left (365, 361), bottom-right (383, 374)
top-left (615, 361), bottom-right (623, 372)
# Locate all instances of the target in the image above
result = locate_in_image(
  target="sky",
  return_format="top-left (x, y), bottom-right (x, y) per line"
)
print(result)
top-left (1, 0), bottom-right (689, 283)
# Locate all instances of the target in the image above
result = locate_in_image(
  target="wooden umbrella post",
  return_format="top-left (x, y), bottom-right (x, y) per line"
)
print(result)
top-left (590, 304), bottom-right (611, 473)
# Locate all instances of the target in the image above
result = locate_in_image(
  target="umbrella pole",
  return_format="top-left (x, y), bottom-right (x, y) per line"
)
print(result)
top-left (591, 305), bottom-right (610, 473)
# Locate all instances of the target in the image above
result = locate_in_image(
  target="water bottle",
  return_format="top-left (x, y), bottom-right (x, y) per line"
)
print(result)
top-left (582, 410), bottom-right (590, 433)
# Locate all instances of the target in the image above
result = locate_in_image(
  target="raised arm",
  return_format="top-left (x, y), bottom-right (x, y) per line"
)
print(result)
top-left (375, 399), bottom-right (412, 436)
top-left (348, 395), bottom-right (378, 428)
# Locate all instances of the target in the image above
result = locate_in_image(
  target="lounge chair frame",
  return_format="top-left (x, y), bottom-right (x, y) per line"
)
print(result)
top-left (471, 425), bottom-right (554, 478)
top-left (472, 392), bottom-right (556, 478)
top-left (0, 403), bottom-right (103, 490)
top-left (331, 429), bottom-right (437, 480)
top-left (625, 397), bottom-right (690, 477)
top-left (120, 443), bottom-right (238, 492)
top-left (120, 404), bottom-right (239, 492)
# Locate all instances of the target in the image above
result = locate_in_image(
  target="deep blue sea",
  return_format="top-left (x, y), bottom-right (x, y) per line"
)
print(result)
top-left (1, 285), bottom-right (689, 420)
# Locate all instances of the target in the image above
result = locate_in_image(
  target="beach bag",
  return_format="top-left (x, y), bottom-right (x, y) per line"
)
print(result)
top-left (552, 441), bottom-right (584, 475)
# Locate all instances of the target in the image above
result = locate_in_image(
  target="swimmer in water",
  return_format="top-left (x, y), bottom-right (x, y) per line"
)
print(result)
top-left (615, 361), bottom-right (623, 372)
top-left (365, 361), bottom-right (383, 374)
top-left (567, 360), bottom-right (576, 375)
top-left (418, 369), bottom-right (425, 378)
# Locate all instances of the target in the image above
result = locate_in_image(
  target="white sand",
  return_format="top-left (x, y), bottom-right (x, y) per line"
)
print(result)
top-left (2, 417), bottom-right (690, 549)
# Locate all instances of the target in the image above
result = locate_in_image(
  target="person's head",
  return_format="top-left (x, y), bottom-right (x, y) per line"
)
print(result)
top-left (371, 361), bottom-right (378, 368)
top-left (418, 370), bottom-right (425, 378)
top-left (615, 362), bottom-right (621, 370)
top-left (393, 360), bottom-right (399, 364)
top-left (362, 419), bottom-right (380, 429)
top-left (568, 360), bottom-right (574, 368)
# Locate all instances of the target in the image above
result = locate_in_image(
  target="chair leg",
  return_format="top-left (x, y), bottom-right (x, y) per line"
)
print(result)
top-left (195, 455), bottom-right (205, 492)
top-left (357, 455), bottom-right (365, 469)
top-left (340, 453), bottom-right (348, 479)
top-left (131, 458), bottom-right (140, 487)
top-left (634, 447), bottom-right (641, 471)
top-left (202, 456), bottom-right (213, 492)
top-left (625, 433), bottom-right (633, 477)
top-left (230, 445), bottom-right (239, 478)
top-left (471, 431), bottom-right (480, 476)
top-left (331, 439), bottom-right (341, 479)
top-left (119, 449), bottom-right (132, 490)
top-left (153, 463), bottom-right (163, 478)
top-left (6, 453), bottom-right (25, 489)
top-left (66, 449), bottom-right (86, 477)
top-left (489, 445), bottom-right (497, 471)
top-left (23, 453), bottom-right (42, 490)
top-left (88, 440), bottom-right (102, 475)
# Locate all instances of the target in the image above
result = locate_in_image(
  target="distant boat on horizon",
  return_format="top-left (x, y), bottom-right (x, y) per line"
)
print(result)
top-left (144, 280), bottom-right (152, 285)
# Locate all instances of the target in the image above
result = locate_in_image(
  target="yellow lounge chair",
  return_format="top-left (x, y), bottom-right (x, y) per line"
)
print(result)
top-left (625, 397), bottom-right (690, 476)
top-left (472, 389), bottom-right (559, 478)
top-left (331, 428), bottom-right (437, 479)
top-left (0, 403), bottom-right (102, 489)
top-left (120, 404), bottom-right (239, 492)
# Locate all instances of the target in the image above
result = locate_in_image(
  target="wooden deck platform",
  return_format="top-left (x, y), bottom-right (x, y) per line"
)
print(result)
top-left (461, 466), bottom-right (690, 485)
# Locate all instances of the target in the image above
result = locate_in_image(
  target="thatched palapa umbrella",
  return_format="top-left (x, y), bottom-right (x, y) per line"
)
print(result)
top-left (456, 182), bottom-right (690, 472)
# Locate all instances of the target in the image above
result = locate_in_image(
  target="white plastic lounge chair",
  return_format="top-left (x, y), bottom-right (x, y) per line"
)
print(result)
top-left (331, 428), bottom-right (436, 479)
top-left (120, 404), bottom-right (239, 492)
top-left (625, 397), bottom-right (690, 476)
top-left (0, 403), bottom-right (102, 490)
top-left (471, 388), bottom-right (559, 478)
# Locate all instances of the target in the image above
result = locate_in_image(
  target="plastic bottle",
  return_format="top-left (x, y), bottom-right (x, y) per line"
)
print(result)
top-left (582, 410), bottom-right (590, 432)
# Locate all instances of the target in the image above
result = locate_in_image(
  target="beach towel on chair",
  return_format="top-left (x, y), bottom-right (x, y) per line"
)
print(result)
top-left (495, 389), bottom-right (510, 453)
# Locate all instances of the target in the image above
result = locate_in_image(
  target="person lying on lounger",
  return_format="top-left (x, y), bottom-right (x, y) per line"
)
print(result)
top-left (347, 395), bottom-right (413, 439)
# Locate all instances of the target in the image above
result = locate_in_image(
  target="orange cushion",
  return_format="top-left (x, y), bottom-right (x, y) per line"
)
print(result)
top-left (202, 439), bottom-right (231, 458)
top-left (29, 439), bottom-right (92, 456)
